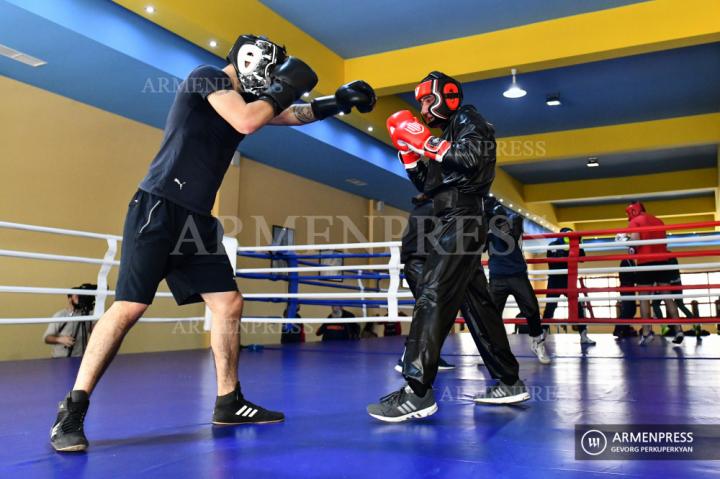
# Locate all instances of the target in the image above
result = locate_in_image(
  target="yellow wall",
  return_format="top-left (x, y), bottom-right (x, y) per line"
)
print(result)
top-left (0, 76), bottom-right (413, 359)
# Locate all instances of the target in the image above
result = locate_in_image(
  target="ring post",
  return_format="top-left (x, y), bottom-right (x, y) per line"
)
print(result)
top-left (287, 252), bottom-right (299, 318)
top-left (205, 236), bottom-right (239, 332)
top-left (387, 245), bottom-right (401, 319)
top-left (93, 238), bottom-right (117, 318)
top-left (567, 234), bottom-right (580, 323)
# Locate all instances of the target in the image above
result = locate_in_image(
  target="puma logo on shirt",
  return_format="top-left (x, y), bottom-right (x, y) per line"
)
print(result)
top-left (174, 178), bottom-right (187, 190)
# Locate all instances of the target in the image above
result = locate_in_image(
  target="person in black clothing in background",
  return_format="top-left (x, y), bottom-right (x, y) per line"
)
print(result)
top-left (652, 257), bottom-right (701, 341)
top-left (281, 306), bottom-right (305, 344)
top-left (484, 198), bottom-right (550, 364)
top-left (543, 227), bottom-right (596, 345)
top-left (614, 236), bottom-right (638, 339)
top-left (368, 72), bottom-right (528, 423)
top-left (317, 305), bottom-right (359, 341)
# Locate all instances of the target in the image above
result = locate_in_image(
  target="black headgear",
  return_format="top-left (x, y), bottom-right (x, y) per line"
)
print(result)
top-left (414, 71), bottom-right (463, 127)
top-left (227, 34), bottom-right (287, 96)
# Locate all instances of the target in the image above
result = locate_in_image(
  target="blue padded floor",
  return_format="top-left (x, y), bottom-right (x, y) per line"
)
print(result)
top-left (2, 333), bottom-right (720, 478)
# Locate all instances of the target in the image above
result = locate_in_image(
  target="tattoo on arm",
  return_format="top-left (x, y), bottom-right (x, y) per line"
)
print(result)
top-left (291, 104), bottom-right (315, 124)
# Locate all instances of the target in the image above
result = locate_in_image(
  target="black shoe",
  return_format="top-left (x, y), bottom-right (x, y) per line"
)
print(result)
top-left (50, 390), bottom-right (89, 452)
top-left (212, 383), bottom-right (284, 425)
top-left (672, 332), bottom-right (685, 344)
top-left (437, 357), bottom-right (455, 370)
top-left (367, 384), bottom-right (438, 423)
top-left (474, 379), bottom-right (531, 405)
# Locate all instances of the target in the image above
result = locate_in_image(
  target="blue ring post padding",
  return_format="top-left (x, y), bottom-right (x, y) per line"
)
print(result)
top-left (286, 252), bottom-right (300, 319)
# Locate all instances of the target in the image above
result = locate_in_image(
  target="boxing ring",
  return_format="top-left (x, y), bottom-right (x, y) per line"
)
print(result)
top-left (2, 219), bottom-right (720, 478)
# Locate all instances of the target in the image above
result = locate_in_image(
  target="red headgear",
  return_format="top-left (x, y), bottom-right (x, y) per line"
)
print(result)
top-left (625, 201), bottom-right (645, 219)
top-left (414, 71), bottom-right (463, 128)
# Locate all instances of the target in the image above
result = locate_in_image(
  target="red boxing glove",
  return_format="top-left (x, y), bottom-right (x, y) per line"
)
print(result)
top-left (394, 118), bottom-right (451, 162)
top-left (386, 110), bottom-right (416, 150)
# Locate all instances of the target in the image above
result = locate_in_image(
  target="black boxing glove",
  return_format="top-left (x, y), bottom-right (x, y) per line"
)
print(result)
top-left (310, 80), bottom-right (376, 120)
top-left (259, 57), bottom-right (318, 115)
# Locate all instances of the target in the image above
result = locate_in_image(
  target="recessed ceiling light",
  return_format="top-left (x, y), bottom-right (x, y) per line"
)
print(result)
top-left (499, 199), bottom-right (504, 203)
top-left (509, 203), bottom-right (514, 208)
top-left (367, 126), bottom-right (374, 132)
top-left (546, 94), bottom-right (561, 106)
top-left (145, 5), bottom-right (156, 14)
top-left (302, 92), bottom-right (310, 98)
top-left (345, 178), bottom-right (367, 186)
top-left (518, 208), bottom-right (522, 213)
top-left (209, 40), bottom-right (218, 48)
top-left (488, 193), bottom-right (494, 197)
top-left (339, 111), bottom-right (345, 116)
top-left (587, 157), bottom-right (599, 168)
top-left (503, 68), bottom-right (527, 99)
top-left (0, 43), bottom-right (46, 67)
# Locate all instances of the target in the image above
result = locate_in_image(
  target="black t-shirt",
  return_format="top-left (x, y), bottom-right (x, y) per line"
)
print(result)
top-left (139, 66), bottom-right (244, 215)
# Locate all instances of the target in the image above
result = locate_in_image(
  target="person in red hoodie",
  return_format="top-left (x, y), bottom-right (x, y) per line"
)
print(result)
top-left (626, 201), bottom-right (682, 345)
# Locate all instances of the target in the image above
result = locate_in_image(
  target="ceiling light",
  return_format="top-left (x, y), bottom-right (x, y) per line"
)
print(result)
top-left (345, 178), bottom-right (367, 186)
top-left (209, 40), bottom-right (218, 48)
top-left (367, 126), bottom-right (374, 132)
top-left (518, 208), bottom-right (522, 213)
top-left (509, 203), bottom-right (514, 208)
top-left (499, 199), bottom-right (504, 203)
top-left (339, 111), bottom-right (345, 116)
top-left (0, 43), bottom-right (46, 67)
top-left (488, 193), bottom-right (494, 197)
top-left (546, 94), bottom-right (561, 106)
top-left (302, 92), bottom-right (310, 98)
top-left (145, 5), bottom-right (155, 14)
top-left (587, 157), bottom-right (599, 168)
top-left (503, 68), bottom-right (527, 99)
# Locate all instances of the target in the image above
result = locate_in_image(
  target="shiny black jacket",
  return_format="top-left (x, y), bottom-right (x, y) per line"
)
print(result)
top-left (407, 105), bottom-right (496, 198)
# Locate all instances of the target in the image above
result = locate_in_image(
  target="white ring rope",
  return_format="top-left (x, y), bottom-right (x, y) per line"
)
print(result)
top-left (237, 241), bottom-right (401, 252)
top-left (0, 249), bottom-right (120, 266)
top-left (0, 221), bottom-right (123, 241)
top-left (3, 220), bottom-right (719, 325)
top-left (236, 264), bottom-right (395, 274)
top-left (522, 234), bottom-right (720, 253)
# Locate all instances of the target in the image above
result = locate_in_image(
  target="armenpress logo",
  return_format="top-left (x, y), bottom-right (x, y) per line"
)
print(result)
top-left (581, 429), bottom-right (608, 456)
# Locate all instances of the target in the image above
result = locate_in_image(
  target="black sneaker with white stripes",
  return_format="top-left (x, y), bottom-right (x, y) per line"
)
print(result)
top-left (212, 383), bottom-right (284, 425)
top-left (50, 390), bottom-right (89, 452)
top-left (474, 379), bottom-right (530, 405)
top-left (367, 384), bottom-right (438, 423)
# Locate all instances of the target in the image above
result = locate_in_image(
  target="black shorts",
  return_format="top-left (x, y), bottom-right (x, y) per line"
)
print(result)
top-left (115, 190), bottom-right (238, 305)
top-left (634, 260), bottom-right (675, 286)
